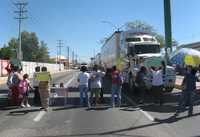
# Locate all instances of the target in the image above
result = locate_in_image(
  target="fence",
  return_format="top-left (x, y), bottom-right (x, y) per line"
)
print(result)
top-left (0, 59), bottom-right (64, 77)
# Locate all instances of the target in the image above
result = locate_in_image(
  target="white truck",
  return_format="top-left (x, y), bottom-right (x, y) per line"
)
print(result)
top-left (100, 31), bottom-right (176, 92)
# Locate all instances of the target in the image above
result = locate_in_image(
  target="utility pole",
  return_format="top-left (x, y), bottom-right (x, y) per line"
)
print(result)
top-left (67, 46), bottom-right (70, 69)
top-left (14, 1), bottom-right (28, 61)
top-left (164, 0), bottom-right (172, 64)
top-left (75, 54), bottom-right (78, 65)
top-left (57, 40), bottom-right (64, 71)
top-left (72, 51), bottom-right (74, 67)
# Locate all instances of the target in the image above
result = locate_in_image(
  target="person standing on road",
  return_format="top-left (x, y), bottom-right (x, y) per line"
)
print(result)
top-left (33, 66), bottom-right (41, 106)
top-left (90, 65), bottom-right (105, 106)
top-left (111, 66), bottom-right (123, 107)
top-left (77, 66), bottom-right (90, 107)
top-left (175, 66), bottom-right (197, 117)
top-left (102, 68), bottom-right (112, 103)
top-left (150, 66), bottom-right (164, 106)
top-left (135, 66), bottom-right (147, 104)
top-left (38, 67), bottom-right (52, 111)
top-left (7, 66), bottom-right (23, 106)
top-left (19, 74), bottom-right (32, 108)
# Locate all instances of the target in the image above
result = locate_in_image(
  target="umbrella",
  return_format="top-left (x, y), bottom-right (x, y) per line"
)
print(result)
top-left (184, 55), bottom-right (200, 67)
top-left (10, 58), bottom-right (23, 70)
top-left (170, 48), bottom-right (200, 67)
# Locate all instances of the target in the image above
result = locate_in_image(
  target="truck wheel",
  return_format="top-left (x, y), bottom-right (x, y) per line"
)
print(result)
top-left (164, 87), bottom-right (174, 93)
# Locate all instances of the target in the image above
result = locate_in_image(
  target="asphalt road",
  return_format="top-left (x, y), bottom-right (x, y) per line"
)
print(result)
top-left (0, 71), bottom-right (200, 137)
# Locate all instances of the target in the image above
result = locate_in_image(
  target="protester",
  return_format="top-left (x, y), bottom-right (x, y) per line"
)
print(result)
top-left (150, 66), bottom-right (164, 105)
top-left (77, 66), bottom-right (90, 107)
top-left (175, 66), bottom-right (197, 117)
top-left (99, 67), bottom-right (106, 103)
top-left (7, 66), bottom-right (23, 106)
top-left (33, 66), bottom-right (41, 106)
top-left (102, 68), bottom-right (112, 102)
top-left (111, 66), bottom-right (123, 107)
top-left (19, 74), bottom-right (32, 108)
top-left (135, 66), bottom-right (147, 104)
top-left (90, 65), bottom-right (104, 106)
top-left (38, 67), bottom-right (52, 111)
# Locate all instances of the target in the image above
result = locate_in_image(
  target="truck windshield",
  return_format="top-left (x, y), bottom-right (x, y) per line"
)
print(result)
top-left (135, 44), bottom-right (160, 54)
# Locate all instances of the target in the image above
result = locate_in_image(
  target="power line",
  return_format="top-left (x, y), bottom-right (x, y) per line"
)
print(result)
top-left (14, 1), bottom-right (28, 60)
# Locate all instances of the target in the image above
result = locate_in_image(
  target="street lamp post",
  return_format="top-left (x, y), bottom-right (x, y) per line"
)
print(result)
top-left (164, 0), bottom-right (172, 64)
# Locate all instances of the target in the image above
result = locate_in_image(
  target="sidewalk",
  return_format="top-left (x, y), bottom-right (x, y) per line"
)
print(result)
top-left (0, 69), bottom-right (72, 86)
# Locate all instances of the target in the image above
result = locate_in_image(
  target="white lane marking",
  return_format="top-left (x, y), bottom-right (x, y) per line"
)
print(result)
top-left (64, 74), bottom-right (76, 87)
top-left (33, 74), bottom-right (76, 122)
top-left (122, 94), bottom-right (155, 121)
top-left (64, 120), bottom-right (71, 124)
top-left (139, 109), bottom-right (154, 121)
top-left (33, 111), bottom-right (46, 122)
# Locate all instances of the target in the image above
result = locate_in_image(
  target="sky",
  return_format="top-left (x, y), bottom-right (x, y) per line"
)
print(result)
top-left (1, 0), bottom-right (200, 62)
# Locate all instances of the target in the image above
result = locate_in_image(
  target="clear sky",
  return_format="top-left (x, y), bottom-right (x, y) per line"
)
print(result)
top-left (1, 0), bottom-right (200, 62)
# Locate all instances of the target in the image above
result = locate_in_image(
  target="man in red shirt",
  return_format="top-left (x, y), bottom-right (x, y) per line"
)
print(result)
top-left (111, 66), bottom-right (122, 107)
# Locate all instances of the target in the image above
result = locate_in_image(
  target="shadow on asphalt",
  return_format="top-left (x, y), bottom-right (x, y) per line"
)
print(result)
top-left (8, 108), bottom-right (40, 116)
top-left (85, 106), bottom-right (111, 111)
top-left (33, 113), bottom-right (200, 137)
top-left (32, 135), bottom-right (149, 137)
top-left (120, 106), bottom-right (140, 112)
top-left (0, 106), bottom-right (19, 111)
top-left (52, 106), bottom-right (81, 111)
top-left (124, 90), bottom-right (200, 113)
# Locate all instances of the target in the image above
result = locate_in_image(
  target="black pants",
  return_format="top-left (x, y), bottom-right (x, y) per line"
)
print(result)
top-left (34, 87), bottom-right (41, 106)
top-left (152, 85), bottom-right (164, 105)
top-left (138, 86), bottom-right (145, 102)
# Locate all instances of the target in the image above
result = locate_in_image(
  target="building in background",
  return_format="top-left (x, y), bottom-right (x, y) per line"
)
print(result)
top-left (51, 55), bottom-right (70, 69)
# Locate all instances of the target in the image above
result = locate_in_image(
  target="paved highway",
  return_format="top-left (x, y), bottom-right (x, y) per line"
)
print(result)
top-left (0, 70), bottom-right (200, 137)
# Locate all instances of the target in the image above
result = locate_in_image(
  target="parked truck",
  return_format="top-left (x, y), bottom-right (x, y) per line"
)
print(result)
top-left (100, 31), bottom-right (176, 93)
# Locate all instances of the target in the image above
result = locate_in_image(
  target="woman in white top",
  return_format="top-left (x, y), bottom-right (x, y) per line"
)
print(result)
top-left (150, 66), bottom-right (164, 105)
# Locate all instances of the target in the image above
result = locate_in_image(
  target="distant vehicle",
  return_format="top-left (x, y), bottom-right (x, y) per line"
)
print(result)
top-left (100, 30), bottom-right (176, 93)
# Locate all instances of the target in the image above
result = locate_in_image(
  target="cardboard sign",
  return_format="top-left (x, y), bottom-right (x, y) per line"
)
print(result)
top-left (144, 57), bottom-right (162, 68)
top-left (35, 72), bottom-right (51, 81)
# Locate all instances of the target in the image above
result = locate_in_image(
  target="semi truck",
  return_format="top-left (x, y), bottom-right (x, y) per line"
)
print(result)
top-left (100, 30), bottom-right (176, 92)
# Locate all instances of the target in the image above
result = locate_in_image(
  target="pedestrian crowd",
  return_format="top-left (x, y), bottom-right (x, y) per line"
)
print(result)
top-left (135, 63), bottom-right (199, 117)
top-left (7, 64), bottom-right (52, 111)
top-left (5, 61), bottom-right (200, 117)
top-left (77, 65), bottom-right (123, 108)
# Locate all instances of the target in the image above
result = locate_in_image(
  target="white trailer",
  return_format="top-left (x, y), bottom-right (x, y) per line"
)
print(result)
top-left (101, 31), bottom-right (176, 92)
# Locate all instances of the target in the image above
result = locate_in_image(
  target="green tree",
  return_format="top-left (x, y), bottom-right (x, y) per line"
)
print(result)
top-left (36, 41), bottom-right (50, 62)
top-left (0, 31), bottom-right (51, 62)
top-left (0, 44), bottom-right (13, 59)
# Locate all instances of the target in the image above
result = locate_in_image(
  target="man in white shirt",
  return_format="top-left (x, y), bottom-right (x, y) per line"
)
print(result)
top-left (77, 66), bottom-right (90, 107)
top-left (151, 66), bottom-right (164, 105)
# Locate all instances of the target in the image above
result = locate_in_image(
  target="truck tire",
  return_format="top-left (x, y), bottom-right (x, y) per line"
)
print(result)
top-left (164, 87), bottom-right (174, 93)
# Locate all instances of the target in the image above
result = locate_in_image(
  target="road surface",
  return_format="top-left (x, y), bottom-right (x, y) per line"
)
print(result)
top-left (0, 70), bottom-right (200, 137)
